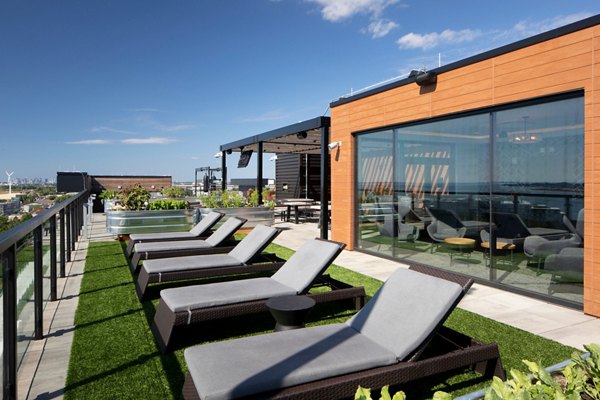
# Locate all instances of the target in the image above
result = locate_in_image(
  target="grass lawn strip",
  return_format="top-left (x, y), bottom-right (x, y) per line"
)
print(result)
top-left (64, 240), bottom-right (577, 399)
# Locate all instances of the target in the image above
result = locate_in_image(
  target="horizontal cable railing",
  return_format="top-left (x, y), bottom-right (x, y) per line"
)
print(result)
top-left (0, 190), bottom-right (90, 400)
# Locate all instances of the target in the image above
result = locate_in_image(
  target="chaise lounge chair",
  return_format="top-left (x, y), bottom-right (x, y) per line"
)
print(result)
top-left (488, 212), bottom-right (568, 248)
top-left (181, 263), bottom-right (505, 400)
top-left (129, 217), bottom-right (246, 274)
top-left (125, 211), bottom-right (225, 256)
top-left (151, 238), bottom-right (366, 353)
top-left (135, 224), bottom-right (285, 300)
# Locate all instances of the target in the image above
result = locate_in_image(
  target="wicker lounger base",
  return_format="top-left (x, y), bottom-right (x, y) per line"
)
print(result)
top-left (135, 253), bottom-right (286, 301)
top-left (129, 245), bottom-right (236, 275)
top-left (181, 326), bottom-right (505, 400)
top-left (151, 276), bottom-right (366, 353)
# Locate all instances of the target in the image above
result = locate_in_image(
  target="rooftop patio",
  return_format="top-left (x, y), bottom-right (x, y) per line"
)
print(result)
top-left (13, 210), bottom-right (600, 399)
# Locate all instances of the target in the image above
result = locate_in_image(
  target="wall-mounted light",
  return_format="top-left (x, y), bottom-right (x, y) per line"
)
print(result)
top-left (269, 155), bottom-right (278, 161)
top-left (151, 185), bottom-right (155, 189)
top-left (214, 152), bottom-right (222, 158)
top-left (296, 131), bottom-right (307, 139)
top-left (226, 149), bottom-right (232, 155)
top-left (410, 69), bottom-right (437, 87)
top-left (328, 141), bottom-right (342, 150)
top-left (117, 185), bottom-right (122, 189)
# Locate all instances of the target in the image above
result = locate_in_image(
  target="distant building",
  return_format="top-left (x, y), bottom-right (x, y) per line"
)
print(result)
top-left (0, 200), bottom-right (20, 216)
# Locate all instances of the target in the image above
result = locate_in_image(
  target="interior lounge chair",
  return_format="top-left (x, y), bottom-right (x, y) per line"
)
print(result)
top-left (129, 217), bottom-right (246, 274)
top-left (489, 212), bottom-right (568, 248)
top-left (135, 224), bottom-right (285, 301)
top-left (426, 207), bottom-right (488, 238)
top-left (151, 239), bottom-right (366, 353)
top-left (125, 211), bottom-right (225, 256)
top-left (523, 209), bottom-right (584, 265)
top-left (544, 247), bottom-right (584, 284)
top-left (181, 264), bottom-right (505, 400)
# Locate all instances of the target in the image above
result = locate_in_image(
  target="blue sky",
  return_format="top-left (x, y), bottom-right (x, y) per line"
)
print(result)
top-left (1, 1), bottom-right (599, 183)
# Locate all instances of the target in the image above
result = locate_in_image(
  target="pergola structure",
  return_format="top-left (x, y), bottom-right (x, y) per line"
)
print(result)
top-left (219, 116), bottom-right (330, 239)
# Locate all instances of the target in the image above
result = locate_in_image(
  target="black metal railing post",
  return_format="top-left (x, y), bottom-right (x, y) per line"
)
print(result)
top-left (3, 245), bottom-right (17, 400)
top-left (59, 209), bottom-right (66, 277)
top-left (50, 215), bottom-right (57, 301)
top-left (34, 226), bottom-right (44, 340)
top-left (66, 204), bottom-right (72, 262)
top-left (70, 203), bottom-right (76, 251)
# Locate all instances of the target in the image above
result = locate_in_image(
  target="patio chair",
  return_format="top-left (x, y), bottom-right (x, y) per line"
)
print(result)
top-left (181, 264), bottom-right (505, 400)
top-left (125, 211), bottom-right (225, 256)
top-left (129, 217), bottom-right (247, 274)
top-left (135, 225), bottom-right (285, 300)
top-left (426, 207), bottom-right (488, 238)
top-left (151, 238), bottom-right (366, 353)
top-left (489, 212), bottom-right (568, 248)
top-left (544, 247), bottom-right (584, 284)
top-left (523, 209), bottom-right (584, 266)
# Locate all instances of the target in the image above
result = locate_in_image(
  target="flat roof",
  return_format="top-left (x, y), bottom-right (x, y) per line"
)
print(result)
top-left (330, 14), bottom-right (600, 108)
top-left (219, 116), bottom-right (330, 155)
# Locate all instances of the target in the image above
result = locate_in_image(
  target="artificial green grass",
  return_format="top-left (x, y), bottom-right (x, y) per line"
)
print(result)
top-left (64, 240), bottom-right (578, 399)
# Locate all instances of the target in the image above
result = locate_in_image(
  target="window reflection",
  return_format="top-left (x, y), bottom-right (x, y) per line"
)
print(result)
top-left (355, 95), bottom-right (584, 306)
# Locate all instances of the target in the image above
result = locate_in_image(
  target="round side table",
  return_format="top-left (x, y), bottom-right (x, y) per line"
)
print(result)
top-left (265, 295), bottom-right (316, 331)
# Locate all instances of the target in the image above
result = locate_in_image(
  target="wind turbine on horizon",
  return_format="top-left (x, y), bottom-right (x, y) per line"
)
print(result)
top-left (5, 171), bottom-right (14, 195)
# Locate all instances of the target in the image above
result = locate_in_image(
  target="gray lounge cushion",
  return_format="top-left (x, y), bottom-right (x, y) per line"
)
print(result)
top-left (185, 324), bottom-right (397, 400)
top-left (161, 278), bottom-right (295, 312)
top-left (205, 217), bottom-right (245, 247)
top-left (346, 268), bottom-right (462, 360)
top-left (271, 239), bottom-right (341, 293)
top-left (142, 254), bottom-right (243, 274)
top-left (189, 211), bottom-right (223, 236)
top-left (134, 239), bottom-right (213, 253)
top-left (228, 225), bottom-right (279, 264)
top-left (129, 211), bottom-right (222, 242)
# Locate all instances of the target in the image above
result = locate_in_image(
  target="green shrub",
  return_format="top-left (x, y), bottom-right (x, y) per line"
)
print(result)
top-left (161, 186), bottom-right (186, 198)
top-left (119, 185), bottom-right (151, 211)
top-left (99, 189), bottom-right (118, 204)
top-left (147, 199), bottom-right (189, 210)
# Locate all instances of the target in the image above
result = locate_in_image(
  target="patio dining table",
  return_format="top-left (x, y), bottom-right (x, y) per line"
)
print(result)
top-left (279, 199), bottom-right (315, 224)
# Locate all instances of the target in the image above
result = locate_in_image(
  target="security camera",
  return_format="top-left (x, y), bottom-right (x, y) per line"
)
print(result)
top-left (328, 141), bottom-right (341, 150)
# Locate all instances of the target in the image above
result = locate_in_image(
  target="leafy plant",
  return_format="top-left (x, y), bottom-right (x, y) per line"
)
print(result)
top-left (161, 186), bottom-right (186, 198)
top-left (485, 343), bottom-right (600, 400)
top-left (119, 184), bottom-right (151, 211)
top-left (147, 199), bottom-right (189, 210)
top-left (355, 385), bottom-right (451, 400)
top-left (99, 189), bottom-right (118, 205)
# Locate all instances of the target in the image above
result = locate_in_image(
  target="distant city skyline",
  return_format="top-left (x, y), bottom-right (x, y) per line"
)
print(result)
top-left (2, 1), bottom-right (599, 182)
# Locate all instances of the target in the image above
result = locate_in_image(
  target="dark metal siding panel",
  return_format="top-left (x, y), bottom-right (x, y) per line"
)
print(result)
top-left (276, 154), bottom-right (302, 200)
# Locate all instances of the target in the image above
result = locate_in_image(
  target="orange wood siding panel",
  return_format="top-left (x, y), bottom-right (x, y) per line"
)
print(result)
top-left (330, 23), bottom-right (600, 316)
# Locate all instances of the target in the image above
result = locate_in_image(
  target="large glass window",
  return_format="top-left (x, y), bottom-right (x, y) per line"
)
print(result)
top-left (356, 94), bottom-right (584, 306)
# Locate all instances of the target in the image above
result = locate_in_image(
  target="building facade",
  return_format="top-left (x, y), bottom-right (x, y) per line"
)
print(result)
top-left (329, 15), bottom-right (599, 316)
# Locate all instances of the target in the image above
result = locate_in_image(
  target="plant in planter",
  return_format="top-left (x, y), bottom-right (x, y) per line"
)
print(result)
top-left (147, 199), bottom-right (189, 210)
top-left (119, 184), bottom-right (151, 211)
top-left (161, 186), bottom-right (186, 198)
top-left (99, 189), bottom-right (118, 205)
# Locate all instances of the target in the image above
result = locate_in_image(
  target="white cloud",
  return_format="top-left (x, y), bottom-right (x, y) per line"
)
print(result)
top-left (90, 126), bottom-right (138, 135)
top-left (307, 0), bottom-right (398, 22)
top-left (366, 19), bottom-right (398, 38)
top-left (397, 29), bottom-right (481, 50)
top-left (494, 12), bottom-right (593, 42)
top-left (161, 123), bottom-right (195, 132)
top-left (121, 137), bottom-right (178, 145)
top-left (66, 139), bottom-right (112, 145)
top-left (129, 108), bottom-right (162, 113)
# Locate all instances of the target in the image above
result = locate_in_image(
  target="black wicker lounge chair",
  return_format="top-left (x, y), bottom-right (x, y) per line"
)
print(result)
top-left (151, 238), bottom-right (366, 353)
top-left (181, 263), bottom-right (505, 400)
top-left (129, 217), bottom-right (246, 274)
top-left (125, 211), bottom-right (225, 256)
top-left (135, 225), bottom-right (285, 300)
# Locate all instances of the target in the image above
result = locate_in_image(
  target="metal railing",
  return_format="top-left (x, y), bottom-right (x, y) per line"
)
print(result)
top-left (0, 190), bottom-right (89, 400)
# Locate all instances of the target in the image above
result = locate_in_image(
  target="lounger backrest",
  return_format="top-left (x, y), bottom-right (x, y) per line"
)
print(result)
top-left (228, 225), bottom-right (280, 263)
top-left (346, 268), bottom-right (462, 361)
top-left (204, 217), bottom-right (246, 247)
top-left (271, 239), bottom-right (344, 293)
top-left (189, 211), bottom-right (224, 236)
top-left (492, 212), bottom-right (531, 238)
top-left (427, 208), bottom-right (464, 229)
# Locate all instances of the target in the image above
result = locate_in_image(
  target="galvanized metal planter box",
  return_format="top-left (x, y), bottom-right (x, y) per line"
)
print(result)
top-left (198, 207), bottom-right (274, 228)
top-left (106, 209), bottom-right (195, 235)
